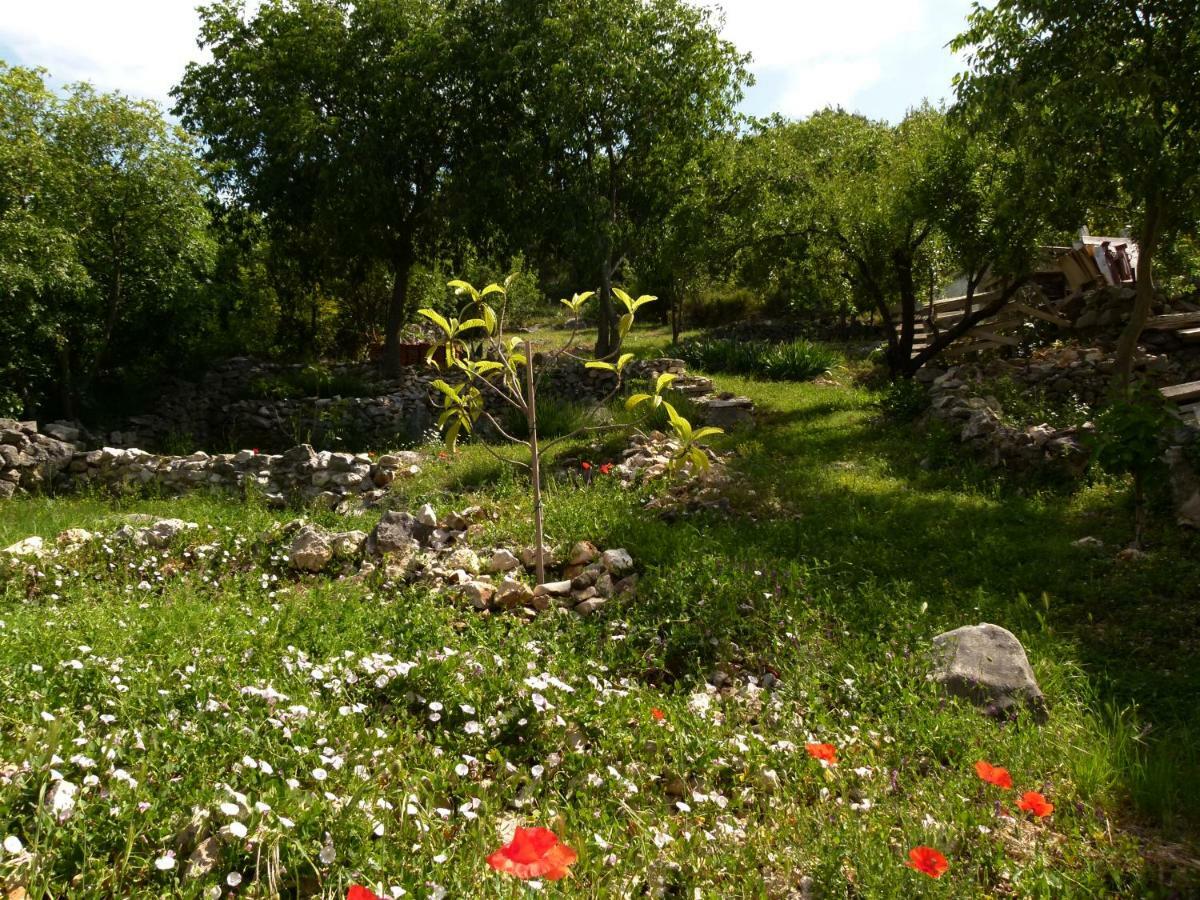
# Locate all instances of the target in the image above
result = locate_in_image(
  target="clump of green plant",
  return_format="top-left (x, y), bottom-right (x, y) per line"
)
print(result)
top-left (1089, 387), bottom-right (1175, 547)
top-left (985, 375), bottom-right (1092, 430)
top-left (420, 279), bottom-right (723, 581)
top-left (675, 337), bottom-right (838, 381)
top-left (878, 378), bottom-right (929, 422)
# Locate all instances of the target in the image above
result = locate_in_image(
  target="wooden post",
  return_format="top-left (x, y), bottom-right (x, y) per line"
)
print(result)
top-left (524, 341), bottom-right (545, 585)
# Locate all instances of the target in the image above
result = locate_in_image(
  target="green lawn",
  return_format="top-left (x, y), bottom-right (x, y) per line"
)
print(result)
top-left (1, 333), bottom-right (1198, 897)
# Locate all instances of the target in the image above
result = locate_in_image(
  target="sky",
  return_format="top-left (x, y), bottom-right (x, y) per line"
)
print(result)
top-left (0, 0), bottom-right (976, 122)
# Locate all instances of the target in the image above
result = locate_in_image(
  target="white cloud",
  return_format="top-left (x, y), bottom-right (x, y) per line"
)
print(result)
top-left (0, 1), bottom-right (217, 109)
top-left (712, 0), bottom-right (939, 118)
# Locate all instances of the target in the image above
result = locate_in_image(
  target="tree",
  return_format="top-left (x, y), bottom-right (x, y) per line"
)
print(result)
top-left (953, 0), bottom-right (1200, 393)
top-left (0, 63), bottom-right (213, 417)
top-left (420, 278), bottom-right (720, 583)
top-left (175, 0), bottom-right (459, 374)
top-left (723, 108), bottom-right (1049, 377)
top-left (455, 0), bottom-right (750, 358)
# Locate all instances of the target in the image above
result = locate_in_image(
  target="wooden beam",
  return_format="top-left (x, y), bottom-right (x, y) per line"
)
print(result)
top-left (1178, 327), bottom-right (1200, 343)
top-left (966, 328), bottom-right (1021, 347)
top-left (1010, 301), bottom-right (1071, 328)
top-left (1145, 311), bottom-right (1200, 330)
top-left (1161, 381), bottom-right (1200, 403)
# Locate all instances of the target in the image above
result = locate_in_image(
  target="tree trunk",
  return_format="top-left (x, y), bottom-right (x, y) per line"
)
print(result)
top-left (524, 341), bottom-right (546, 585)
top-left (382, 246), bottom-right (415, 376)
top-left (1111, 195), bottom-right (1162, 396)
top-left (888, 250), bottom-right (918, 378)
top-left (595, 259), bottom-right (615, 359)
top-left (1132, 470), bottom-right (1146, 550)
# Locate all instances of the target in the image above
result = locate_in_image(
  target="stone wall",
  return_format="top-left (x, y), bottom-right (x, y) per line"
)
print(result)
top-left (1, 418), bottom-right (420, 509)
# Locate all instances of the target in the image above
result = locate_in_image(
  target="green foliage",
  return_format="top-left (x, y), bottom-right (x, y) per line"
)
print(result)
top-left (0, 62), bottom-right (214, 418)
top-left (985, 376), bottom-right (1093, 430)
top-left (1089, 389), bottom-right (1174, 479)
top-left (878, 378), bottom-right (930, 422)
top-left (675, 338), bottom-right (839, 381)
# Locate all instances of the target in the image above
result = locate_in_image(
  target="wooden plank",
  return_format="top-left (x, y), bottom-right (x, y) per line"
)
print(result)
top-left (929, 290), bottom-right (1004, 314)
top-left (966, 328), bottom-right (1021, 347)
top-left (1161, 381), bottom-right (1200, 403)
top-left (1145, 311), bottom-right (1200, 330)
top-left (1010, 301), bottom-right (1071, 327)
top-left (1178, 327), bottom-right (1200, 343)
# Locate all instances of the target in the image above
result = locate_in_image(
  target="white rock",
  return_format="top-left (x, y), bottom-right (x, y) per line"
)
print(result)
top-left (532, 580), bottom-right (573, 597)
top-left (417, 503), bottom-right (438, 528)
top-left (600, 548), bottom-right (634, 576)
top-left (568, 541), bottom-right (599, 566)
top-left (289, 526), bottom-right (333, 572)
top-left (486, 548), bottom-right (522, 574)
top-left (462, 581), bottom-right (495, 611)
top-left (446, 547), bottom-right (481, 575)
top-left (3, 535), bottom-right (44, 558)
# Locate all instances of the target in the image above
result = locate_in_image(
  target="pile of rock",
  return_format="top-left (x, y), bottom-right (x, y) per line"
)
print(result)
top-left (611, 431), bottom-right (736, 517)
top-left (924, 368), bottom-right (1092, 476)
top-left (1166, 434), bottom-right (1200, 529)
top-left (282, 507), bottom-right (636, 618)
top-left (2, 516), bottom-right (197, 566)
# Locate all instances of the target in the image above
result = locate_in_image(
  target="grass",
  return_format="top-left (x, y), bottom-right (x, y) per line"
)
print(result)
top-left (1, 328), bottom-right (1198, 897)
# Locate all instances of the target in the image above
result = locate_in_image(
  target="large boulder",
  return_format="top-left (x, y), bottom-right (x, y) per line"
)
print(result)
top-left (930, 623), bottom-right (1046, 721)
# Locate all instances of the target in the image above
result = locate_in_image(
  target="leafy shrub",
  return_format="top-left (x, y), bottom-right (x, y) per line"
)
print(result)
top-left (878, 379), bottom-right (929, 421)
top-left (685, 284), bottom-right (764, 327)
top-left (675, 338), bottom-right (838, 381)
top-left (501, 396), bottom-right (592, 441)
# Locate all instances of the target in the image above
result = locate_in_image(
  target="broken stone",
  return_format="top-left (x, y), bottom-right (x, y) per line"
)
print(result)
top-left (329, 531), bottom-right (367, 558)
top-left (417, 503), bottom-right (438, 528)
top-left (568, 541), bottom-right (599, 566)
top-left (461, 581), bottom-right (495, 611)
top-left (3, 536), bottom-right (44, 558)
top-left (931, 623), bottom-right (1046, 721)
top-left (1071, 536), bottom-right (1104, 550)
top-left (289, 525), bottom-right (333, 572)
top-left (494, 577), bottom-right (534, 610)
top-left (445, 547), bottom-right (481, 575)
top-left (600, 548), bottom-right (634, 577)
top-left (368, 511), bottom-right (420, 556)
top-left (486, 548), bottom-right (522, 574)
top-left (574, 597), bottom-right (608, 617)
top-left (532, 580), bottom-right (573, 598)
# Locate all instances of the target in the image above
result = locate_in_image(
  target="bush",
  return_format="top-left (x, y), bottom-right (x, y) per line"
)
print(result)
top-left (684, 284), bottom-right (764, 327)
top-left (878, 379), bottom-right (929, 421)
top-left (674, 338), bottom-right (838, 381)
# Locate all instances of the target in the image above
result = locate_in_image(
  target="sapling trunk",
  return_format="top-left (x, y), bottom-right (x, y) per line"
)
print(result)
top-left (524, 341), bottom-right (546, 584)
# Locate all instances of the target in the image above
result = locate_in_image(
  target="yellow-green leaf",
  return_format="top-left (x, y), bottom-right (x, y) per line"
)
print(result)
top-left (625, 393), bottom-right (652, 410)
top-left (655, 372), bottom-right (677, 395)
top-left (418, 308), bottom-right (452, 337)
top-left (585, 360), bottom-right (616, 372)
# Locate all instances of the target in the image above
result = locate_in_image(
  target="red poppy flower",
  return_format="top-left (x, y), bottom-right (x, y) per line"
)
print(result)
top-left (974, 760), bottom-right (1013, 789)
top-left (1017, 791), bottom-right (1054, 817)
top-left (905, 846), bottom-right (948, 878)
top-left (651, 708), bottom-right (665, 721)
top-left (599, 463), bottom-right (613, 475)
top-left (805, 742), bottom-right (837, 765)
top-left (581, 461), bottom-right (592, 471)
top-left (487, 827), bottom-right (578, 881)
top-left (347, 886), bottom-right (379, 900)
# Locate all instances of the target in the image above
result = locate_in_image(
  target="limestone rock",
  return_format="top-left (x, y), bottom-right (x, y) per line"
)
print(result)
top-left (289, 525), bottom-right (333, 572)
top-left (330, 531), bottom-right (367, 558)
top-left (368, 511), bottom-right (420, 556)
top-left (486, 548), bottom-right (522, 574)
top-left (445, 547), bottom-right (481, 575)
top-left (600, 548), bottom-right (634, 577)
top-left (143, 518), bottom-right (196, 548)
top-left (574, 597), bottom-right (607, 617)
top-left (931, 623), bottom-right (1046, 721)
top-left (56, 528), bottom-right (94, 548)
top-left (185, 836), bottom-right (221, 880)
top-left (568, 541), bottom-right (599, 566)
top-left (533, 580), bottom-right (572, 598)
top-left (495, 576), bottom-right (533, 610)
top-left (461, 581), bottom-right (495, 611)
top-left (417, 502), bottom-right (438, 528)
top-left (3, 536), bottom-right (45, 558)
